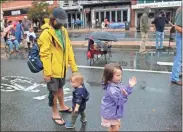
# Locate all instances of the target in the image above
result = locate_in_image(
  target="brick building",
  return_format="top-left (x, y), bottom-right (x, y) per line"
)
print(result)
top-left (2, 0), bottom-right (59, 21)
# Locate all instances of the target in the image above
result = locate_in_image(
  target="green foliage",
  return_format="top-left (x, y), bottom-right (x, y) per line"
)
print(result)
top-left (27, 1), bottom-right (51, 21)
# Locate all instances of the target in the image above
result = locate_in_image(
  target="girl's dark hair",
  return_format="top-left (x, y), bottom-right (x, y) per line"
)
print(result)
top-left (102, 63), bottom-right (122, 88)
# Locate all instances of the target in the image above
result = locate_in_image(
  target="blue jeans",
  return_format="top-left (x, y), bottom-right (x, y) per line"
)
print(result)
top-left (156, 31), bottom-right (164, 49)
top-left (171, 32), bottom-right (182, 82)
top-left (6, 39), bottom-right (19, 52)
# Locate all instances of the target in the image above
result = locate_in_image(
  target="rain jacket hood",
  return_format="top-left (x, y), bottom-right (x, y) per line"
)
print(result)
top-left (144, 7), bottom-right (151, 15)
top-left (37, 24), bottom-right (78, 78)
top-left (41, 18), bottom-right (50, 30)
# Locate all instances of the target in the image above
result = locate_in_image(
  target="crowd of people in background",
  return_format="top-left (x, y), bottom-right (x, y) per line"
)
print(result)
top-left (71, 18), bottom-right (82, 29)
top-left (2, 16), bottom-right (36, 54)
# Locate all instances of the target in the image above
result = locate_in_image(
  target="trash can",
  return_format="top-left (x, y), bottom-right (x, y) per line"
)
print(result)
top-left (125, 22), bottom-right (130, 30)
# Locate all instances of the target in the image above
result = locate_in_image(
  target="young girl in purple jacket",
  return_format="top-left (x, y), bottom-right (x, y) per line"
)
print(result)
top-left (101, 63), bottom-right (137, 131)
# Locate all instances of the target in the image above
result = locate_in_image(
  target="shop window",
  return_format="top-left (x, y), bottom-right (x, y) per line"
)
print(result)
top-left (146, 0), bottom-right (154, 3)
top-left (137, 0), bottom-right (145, 3)
top-left (106, 11), bottom-right (110, 22)
top-left (123, 10), bottom-right (127, 22)
top-left (72, 14), bottom-right (76, 20)
top-left (137, 13), bottom-right (143, 19)
top-left (149, 13), bottom-right (155, 23)
top-left (68, 14), bottom-right (71, 28)
top-left (95, 12), bottom-right (99, 20)
top-left (155, 0), bottom-right (162, 2)
top-left (117, 11), bottom-right (121, 22)
top-left (163, 0), bottom-right (174, 1)
top-left (101, 12), bottom-right (104, 22)
top-left (165, 12), bottom-right (171, 22)
top-left (73, 0), bottom-right (78, 2)
top-left (77, 14), bottom-right (80, 20)
top-left (112, 11), bottom-right (115, 22)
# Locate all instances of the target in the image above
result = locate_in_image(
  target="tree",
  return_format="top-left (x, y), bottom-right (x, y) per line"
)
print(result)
top-left (27, 1), bottom-right (53, 27)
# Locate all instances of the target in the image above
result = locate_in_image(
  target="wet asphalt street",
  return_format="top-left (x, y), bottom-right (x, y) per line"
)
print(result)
top-left (1, 48), bottom-right (182, 131)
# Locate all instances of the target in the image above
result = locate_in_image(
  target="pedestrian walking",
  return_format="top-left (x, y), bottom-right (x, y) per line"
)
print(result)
top-left (104, 17), bottom-right (108, 28)
top-left (15, 20), bottom-right (23, 43)
top-left (37, 7), bottom-right (78, 125)
top-left (22, 16), bottom-right (32, 42)
top-left (171, 6), bottom-right (182, 86)
top-left (65, 73), bottom-right (89, 129)
top-left (139, 7), bottom-right (151, 54)
top-left (76, 18), bottom-right (81, 29)
top-left (152, 11), bottom-right (173, 50)
top-left (101, 63), bottom-right (137, 131)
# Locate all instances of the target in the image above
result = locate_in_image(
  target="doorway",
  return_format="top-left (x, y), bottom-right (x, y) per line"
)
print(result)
top-left (86, 11), bottom-right (91, 28)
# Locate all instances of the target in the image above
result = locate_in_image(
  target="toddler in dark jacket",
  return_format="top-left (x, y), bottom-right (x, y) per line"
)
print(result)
top-left (65, 72), bottom-right (89, 129)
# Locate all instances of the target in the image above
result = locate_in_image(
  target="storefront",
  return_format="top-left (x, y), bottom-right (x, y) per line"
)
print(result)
top-left (3, 8), bottom-right (29, 21)
top-left (92, 6), bottom-right (130, 23)
top-left (82, 2), bottom-right (131, 28)
top-left (131, 1), bottom-right (182, 27)
top-left (66, 10), bottom-right (83, 28)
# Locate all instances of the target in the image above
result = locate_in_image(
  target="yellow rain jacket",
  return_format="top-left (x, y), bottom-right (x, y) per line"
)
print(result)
top-left (37, 24), bottom-right (78, 78)
top-left (41, 18), bottom-right (50, 30)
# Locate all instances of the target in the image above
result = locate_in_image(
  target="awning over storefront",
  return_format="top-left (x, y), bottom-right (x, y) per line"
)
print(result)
top-left (132, 1), bottom-right (182, 9)
top-left (4, 15), bottom-right (27, 21)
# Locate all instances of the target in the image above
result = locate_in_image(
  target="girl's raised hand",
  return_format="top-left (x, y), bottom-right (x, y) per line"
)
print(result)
top-left (129, 77), bottom-right (137, 87)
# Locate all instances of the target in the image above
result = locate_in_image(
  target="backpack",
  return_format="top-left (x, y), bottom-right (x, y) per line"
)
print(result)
top-left (27, 28), bottom-right (49, 73)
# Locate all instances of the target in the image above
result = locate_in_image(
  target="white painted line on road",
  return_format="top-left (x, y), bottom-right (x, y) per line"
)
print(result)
top-left (33, 95), bottom-right (48, 100)
top-left (77, 65), bottom-right (171, 74)
top-left (157, 61), bottom-right (173, 66)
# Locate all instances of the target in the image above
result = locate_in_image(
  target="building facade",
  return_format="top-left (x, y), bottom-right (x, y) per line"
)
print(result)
top-left (2, 0), bottom-right (59, 21)
top-left (59, 0), bottom-right (131, 28)
top-left (131, 0), bottom-right (182, 27)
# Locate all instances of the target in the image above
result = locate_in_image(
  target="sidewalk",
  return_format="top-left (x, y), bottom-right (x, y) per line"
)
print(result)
top-left (67, 27), bottom-right (172, 33)
top-left (0, 40), bottom-right (175, 49)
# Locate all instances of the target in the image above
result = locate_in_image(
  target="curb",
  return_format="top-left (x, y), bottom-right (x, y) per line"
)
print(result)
top-left (72, 44), bottom-right (175, 49)
top-left (0, 44), bottom-right (175, 50)
top-left (1, 41), bottom-right (175, 49)
top-left (67, 30), bottom-right (171, 33)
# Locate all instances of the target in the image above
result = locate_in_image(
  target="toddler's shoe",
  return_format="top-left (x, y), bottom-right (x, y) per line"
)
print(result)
top-left (65, 122), bottom-right (75, 129)
top-left (80, 118), bottom-right (87, 123)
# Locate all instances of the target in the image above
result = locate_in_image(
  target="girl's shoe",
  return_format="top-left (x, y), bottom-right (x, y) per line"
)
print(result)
top-left (65, 122), bottom-right (75, 129)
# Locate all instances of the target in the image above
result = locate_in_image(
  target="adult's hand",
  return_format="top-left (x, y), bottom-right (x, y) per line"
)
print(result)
top-left (175, 25), bottom-right (182, 33)
top-left (44, 75), bottom-right (51, 83)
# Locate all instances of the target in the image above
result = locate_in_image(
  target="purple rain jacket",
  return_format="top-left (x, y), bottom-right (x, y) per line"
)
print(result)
top-left (101, 82), bottom-right (133, 120)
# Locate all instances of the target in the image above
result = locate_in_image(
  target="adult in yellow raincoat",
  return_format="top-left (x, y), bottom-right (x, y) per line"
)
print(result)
top-left (38, 8), bottom-right (78, 125)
